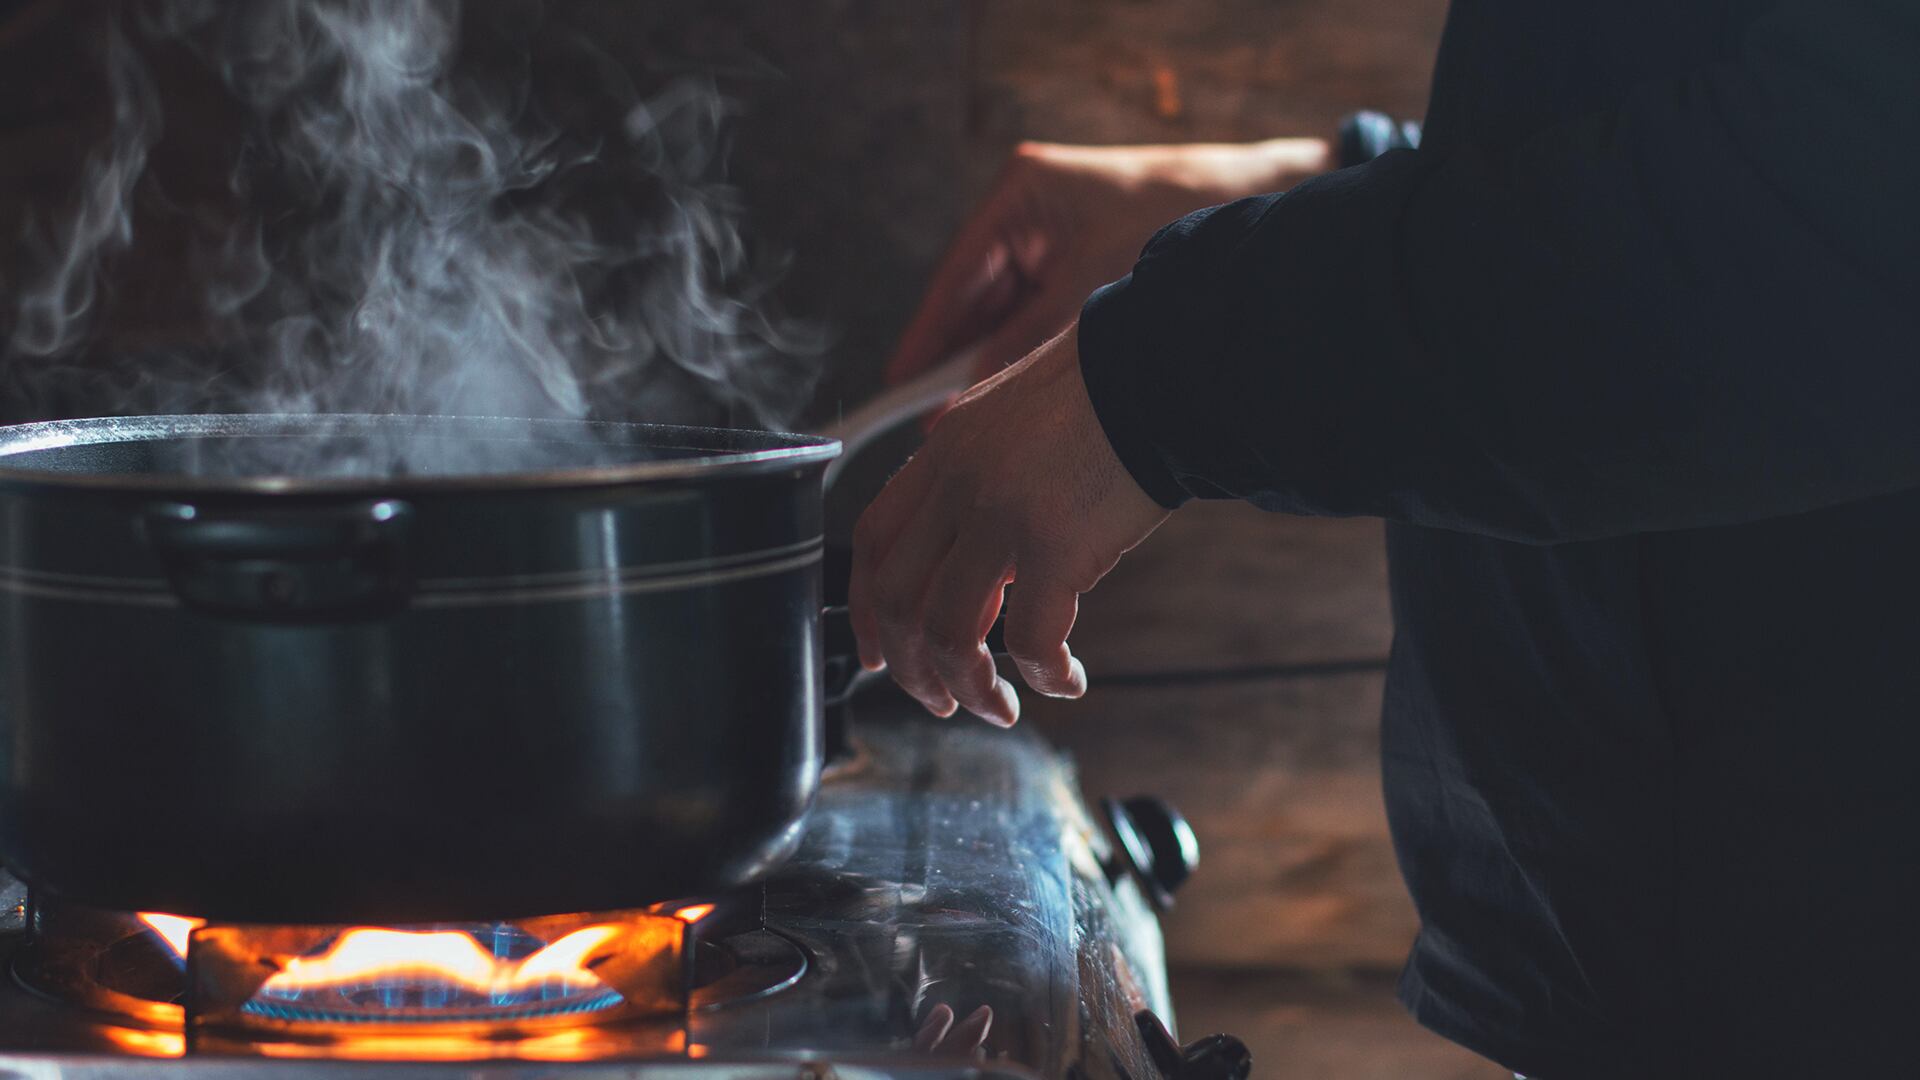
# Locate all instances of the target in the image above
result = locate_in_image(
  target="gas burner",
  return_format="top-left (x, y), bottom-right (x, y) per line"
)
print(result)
top-left (12, 890), bottom-right (805, 1060)
top-left (235, 923), bottom-right (629, 1024)
top-left (0, 715), bottom-right (1197, 1080)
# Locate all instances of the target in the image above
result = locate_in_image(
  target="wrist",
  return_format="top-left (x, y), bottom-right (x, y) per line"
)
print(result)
top-left (1077, 288), bottom-right (1192, 511)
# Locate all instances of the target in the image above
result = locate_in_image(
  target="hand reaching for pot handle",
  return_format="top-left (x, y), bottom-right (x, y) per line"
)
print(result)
top-left (849, 324), bottom-right (1170, 726)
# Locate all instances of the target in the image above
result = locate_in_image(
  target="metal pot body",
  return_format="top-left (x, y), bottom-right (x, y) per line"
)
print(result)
top-left (0, 415), bottom-right (837, 923)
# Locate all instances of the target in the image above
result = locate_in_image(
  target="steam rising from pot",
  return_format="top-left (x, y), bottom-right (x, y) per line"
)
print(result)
top-left (5, 0), bottom-right (822, 476)
top-left (8, 18), bottom-right (158, 361)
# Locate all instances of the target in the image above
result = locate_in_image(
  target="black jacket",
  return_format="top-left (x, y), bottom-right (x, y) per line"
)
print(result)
top-left (1077, 1), bottom-right (1920, 1075)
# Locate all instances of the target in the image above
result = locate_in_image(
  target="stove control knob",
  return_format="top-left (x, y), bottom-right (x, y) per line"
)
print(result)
top-left (1136, 1009), bottom-right (1251, 1080)
top-left (1102, 795), bottom-right (1200, 911)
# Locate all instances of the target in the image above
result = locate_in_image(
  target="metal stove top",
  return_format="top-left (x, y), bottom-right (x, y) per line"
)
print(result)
top-left (0, 699), bottom-right (1190, 1080)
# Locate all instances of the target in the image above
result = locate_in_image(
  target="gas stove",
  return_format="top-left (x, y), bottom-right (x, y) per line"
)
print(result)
top-left (0, 697), bottom-right (1242, 1080)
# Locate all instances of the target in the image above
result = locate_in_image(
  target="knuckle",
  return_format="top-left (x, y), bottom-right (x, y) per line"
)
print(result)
top-left (874, 593), bottom-right (915, 627)
top-left (957, 483), bottom-right (998, 517)
top-left (1029, 551), bottom-right (1098, 597)
top-left (899, 681), bottom-right (944, 713)
top-left (1019, 523), bottom-right (1073, 560)
top-left (925, 625), bottom-right (975, 664)
top-left (873, 568), bottom-right (919, 614)
top-left (950, 685), bottom-right (993, 715)
top-left (894, 674), bottom-right (937, 702)
top-left (884, 654), bottom-right (932, 690)
top-left (940, 661), bottom-right (994, 707)
top-left (915, 683), bottom-right (957, 713)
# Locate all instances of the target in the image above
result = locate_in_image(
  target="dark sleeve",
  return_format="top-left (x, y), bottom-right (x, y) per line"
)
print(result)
top-left (1078, 0), bottom-right (1920, 544)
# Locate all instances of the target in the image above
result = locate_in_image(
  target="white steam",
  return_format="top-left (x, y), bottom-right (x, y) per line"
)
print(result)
top-left (9, 18), bottom-right (159, 359)
top-left (6, 0), bottom-right (821, 475)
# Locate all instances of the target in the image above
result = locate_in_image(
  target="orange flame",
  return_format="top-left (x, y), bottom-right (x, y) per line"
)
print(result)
top-left (138, 910), bottom-right (625, 999)
top-left (102, 1025), bottom-right (187, 1058)
top-left (138, 912), bottom-right (204, 958)
top-left (673, 903), bottom-right (715, 923)
top-left (257, 924), bottom-right (620, 999)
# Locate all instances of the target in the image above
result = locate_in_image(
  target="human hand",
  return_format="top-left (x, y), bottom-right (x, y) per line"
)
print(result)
top-left (886, 138), bottom-right (1328, 390)
top-left (850, 323), bottom-right (1172, 726)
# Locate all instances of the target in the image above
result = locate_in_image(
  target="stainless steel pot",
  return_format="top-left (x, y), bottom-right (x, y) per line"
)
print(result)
top-left (0, 413), bottom-right (839, 923)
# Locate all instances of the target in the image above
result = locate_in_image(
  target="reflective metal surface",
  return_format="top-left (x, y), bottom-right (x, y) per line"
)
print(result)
top-left (0, 701), bottom-right (1176, 1079)
top-left (0, 414), bottom-right (831, 922)
top-left (0, 414), bottom-right (839, 493)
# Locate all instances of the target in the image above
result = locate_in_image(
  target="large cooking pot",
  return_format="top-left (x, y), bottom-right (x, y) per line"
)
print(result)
top-left (0, 413), bottom-right (842, 923)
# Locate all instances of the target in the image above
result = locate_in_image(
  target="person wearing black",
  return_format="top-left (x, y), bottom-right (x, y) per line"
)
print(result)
top-left (849, 1), bottom-right (1920, 1075)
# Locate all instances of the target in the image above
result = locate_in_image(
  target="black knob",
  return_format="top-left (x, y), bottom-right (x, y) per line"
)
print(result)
top-left (1179, 1034), bottom-right (1254, 1080)
top-left (1136, 1009), bottom-right (1251, 1080)
top-left (1102, 796), bottom-right (1200, 912)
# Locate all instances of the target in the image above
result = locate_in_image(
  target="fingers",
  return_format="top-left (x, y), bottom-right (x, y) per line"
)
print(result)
top-left (849, 458), bottom-right (936, 671)
top-left (1002, 571), bottom-right (1088, 700)
top-left (857, 504), bottom-right (1086, 723)
top-left (868, 499), bottom-right (961, 718)
top-left (853, 462), bottom-right (1090, 720)
top-left (924, 527), bottom-right (1019, 726)
top-left (846, 531), bottom-right (886, 671)
top-left (854, 324), bottom-right (1144, 726)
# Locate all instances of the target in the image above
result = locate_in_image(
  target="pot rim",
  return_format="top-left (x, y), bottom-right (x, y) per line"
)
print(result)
top-left (0, 413), bottom-right (841, 495)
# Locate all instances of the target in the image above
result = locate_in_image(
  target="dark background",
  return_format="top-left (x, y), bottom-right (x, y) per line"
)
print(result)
top-left (0, 0), bottom-right (1441, 426)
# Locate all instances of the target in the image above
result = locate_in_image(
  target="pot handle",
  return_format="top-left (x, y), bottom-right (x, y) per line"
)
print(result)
top-left (137, 499), bottom-right (414, 622)
top-left (816, 343), bottom-right (981, 489)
